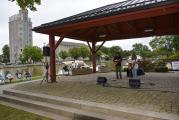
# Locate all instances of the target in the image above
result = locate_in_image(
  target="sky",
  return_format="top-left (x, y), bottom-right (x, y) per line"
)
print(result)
top-left (0, 0), bottom-right (152, 54)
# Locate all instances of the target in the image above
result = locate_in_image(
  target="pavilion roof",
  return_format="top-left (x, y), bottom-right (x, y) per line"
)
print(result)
top-left (33, 0), bottom-right (178, 30)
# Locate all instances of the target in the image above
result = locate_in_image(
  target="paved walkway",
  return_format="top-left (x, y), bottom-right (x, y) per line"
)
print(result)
top-left (56, 71), bottom-right (179, 92)
top-left (11, 71), bottom-right (179, 116)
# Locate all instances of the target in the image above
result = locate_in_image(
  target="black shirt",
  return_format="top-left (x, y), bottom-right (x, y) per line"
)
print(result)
top-left (113, 56), bottom-right (122, 66)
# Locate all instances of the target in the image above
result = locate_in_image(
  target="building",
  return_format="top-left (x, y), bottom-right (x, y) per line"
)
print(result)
top-left (9, 9), bottom-right (32, 63)
top-left (55, 41), bottom-right (87, 60)
top-left (56, 41), bottom-right (86, 52)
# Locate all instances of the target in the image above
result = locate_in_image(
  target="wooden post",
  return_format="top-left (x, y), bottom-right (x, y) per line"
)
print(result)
top-left (92, 41), bottom-right (96, 73)
top-left (49, 34), bottom-right (56, 82)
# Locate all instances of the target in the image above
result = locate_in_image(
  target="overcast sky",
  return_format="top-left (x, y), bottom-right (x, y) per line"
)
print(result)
top-left (0, 0), bottom-right (152, 54)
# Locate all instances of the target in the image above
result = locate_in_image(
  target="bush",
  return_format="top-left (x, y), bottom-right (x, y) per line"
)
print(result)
top-left (142, 60), bottom-right (156, 72)
top-left (155, 67), bottom-right (168, 72)
top-left (123, 68), bottom-right (128, 72)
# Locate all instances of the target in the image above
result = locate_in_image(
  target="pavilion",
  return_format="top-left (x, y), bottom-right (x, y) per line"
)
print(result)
top-left (33, 0), bottom-right (179, 82)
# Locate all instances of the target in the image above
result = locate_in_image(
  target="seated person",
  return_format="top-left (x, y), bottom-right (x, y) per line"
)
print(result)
top-left (24, 70), bottom-right (31, 80)
top-left (16, 70), bottom-right (22, 79)
top-left (0, 74), bottom-right (5, 84)
top-left (6, 72), bottom-right (13, 83)
top-left (63, 65), bottom-right (70, 75)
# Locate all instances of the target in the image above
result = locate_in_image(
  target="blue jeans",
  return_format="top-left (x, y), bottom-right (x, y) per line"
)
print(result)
top-left (132, 68), bottom-right (138, 79)
top-left (116, 65), bottom-right (122, 79)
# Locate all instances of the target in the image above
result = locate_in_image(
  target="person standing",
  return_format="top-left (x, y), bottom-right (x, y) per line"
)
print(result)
top-left (113, 53), bottom-right (122, 80)
top-left (45, 62), bottom-right (49, 82)
top-left (131, 53), bottom-right (138, 79)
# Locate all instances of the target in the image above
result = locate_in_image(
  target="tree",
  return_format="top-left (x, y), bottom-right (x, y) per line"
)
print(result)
top-left (149, 35), bottom-right (177, 58)
top-left (97, 46), bottom-right (110, 55)
top-left (168, 51), bottom-right (179, 60)
top-left (69, 47), bottom-right (81, 60)
top-left (2, 45), bottom-right (10, 63)
top-left (96, 50), bottom-right (102, 60)
top-left (9, 0), bottom-right (41, 11)
top-left (79, 46), bottom-right (90, 59)
top-left (172, 35), bottom-right (179, 51)
top-left (121, 50), bottom-right (131, 58)
top-left (132, 43), bottom-right (152, 58)
top-left (109, 46), bottom-right (123, 57)
top-left (22, 46), bottom-right (43, 63)
top-left (59, 50), bottom-right (68, 60)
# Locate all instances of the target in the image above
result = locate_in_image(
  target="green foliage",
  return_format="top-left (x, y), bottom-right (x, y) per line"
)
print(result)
top-left (172, 35), bottom-right (179, 51)
top-left (69, 46), bottom-right (90, 59)
top-left (142, 60), bottom-right (156, 72)
top-left (9, 0), bottom-right (41, 11)
top-left (149, 35), bottom-right (177, 58)
top-left (109, 46), bottom-right (122, 57)
top-left (59, 50), bottom-right (68, 60)
top-left (0, 104), bottom-right (52, 120)
top-left (22, 46), bottom-right (43, 63)
top-left (132, 43), bottom-right (152, 58)
top-left (155, 67), bottom-right (168, 72)
top-left (2, 44), bottom-right (10, 63)
top-left (19, 54), bottom-right (26, 64)
top-left (69, 47), bottom-right (81, 60)
top-left (168, 51), bottom-right (179, 60)
top-left (79, 46), bottom-right (90, 58)
top-left (121, 50), bottom-right (131, 58)
top-left (97, 46), bottom-right (110, 55)
top-left (96, 50), bottom-right (102, 60)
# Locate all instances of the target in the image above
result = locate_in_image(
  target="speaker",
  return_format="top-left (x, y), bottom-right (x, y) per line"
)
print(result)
top-left (129, 79), bottom-right (141, 88)
top-left (43, 46), bottom-right (50, 56)
top-left (97, 77), bottom-right (107, 86)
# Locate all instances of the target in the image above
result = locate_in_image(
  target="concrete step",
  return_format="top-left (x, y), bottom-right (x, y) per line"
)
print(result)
top-left (2, 89), bottom-right (179, 120)
top-left (0, 94), bottom-right (122, 120)
top-left (0, 100), bottom-right (70, 120)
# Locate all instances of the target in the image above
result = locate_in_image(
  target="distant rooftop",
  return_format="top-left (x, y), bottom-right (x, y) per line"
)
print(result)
top-left (60, 41), bottom-right (86, 46)
top-left (33, 0), bottom-right (179, 30)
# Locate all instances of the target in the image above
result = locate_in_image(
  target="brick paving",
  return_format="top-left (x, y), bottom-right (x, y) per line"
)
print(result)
top-left (13, 71), bottom-right (179, 115)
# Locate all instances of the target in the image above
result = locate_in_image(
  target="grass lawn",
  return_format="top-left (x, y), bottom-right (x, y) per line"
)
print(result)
top-left (0, 104), bottom-right (53, 120)
top-left (4, 76), bottom-right (43, 85)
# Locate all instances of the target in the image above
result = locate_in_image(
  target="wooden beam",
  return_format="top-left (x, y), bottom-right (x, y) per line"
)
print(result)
top-left (124, 21), bottom-right (138, 33)
top-left (49, 34), bottom-right (56, 82)
top-left (104, 26), bottom-right (112, 38)
top-left (96, 41), bottom-right (106, 53)
top-left (92, 41), bottom-right (96, 73)
top-left (87, 41), bottom-right (92, 52)
top-left (55, 33), bottom-right (65, 50)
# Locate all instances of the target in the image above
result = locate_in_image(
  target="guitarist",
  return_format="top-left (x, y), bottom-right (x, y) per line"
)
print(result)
top-left (113, 53), bottom-right (122, 80)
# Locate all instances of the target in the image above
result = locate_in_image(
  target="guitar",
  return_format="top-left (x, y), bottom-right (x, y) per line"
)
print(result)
top-left (113, 59), bottom-right (121, 66)
top-left (128, 63), bottom-right (133, 69)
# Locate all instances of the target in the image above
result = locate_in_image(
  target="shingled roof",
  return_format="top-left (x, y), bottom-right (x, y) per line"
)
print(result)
top-left (33, 0), bottom-right (179, 30)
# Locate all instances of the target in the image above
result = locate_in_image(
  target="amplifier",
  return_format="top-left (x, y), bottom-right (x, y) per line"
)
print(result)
top-left (97, 77), bottom-right (107, 86)
top-left (129, 79), bottom-right (141, 88)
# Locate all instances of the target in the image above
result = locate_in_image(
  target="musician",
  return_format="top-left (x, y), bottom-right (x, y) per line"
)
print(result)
top-left (113, 53), bottom-right (122, 79)
top-left (45, 62), bottom-right (49, 81)
top-left (131, 53), bottom-right (138, 79)
top-left (127, 61), bottom-right (133, 77)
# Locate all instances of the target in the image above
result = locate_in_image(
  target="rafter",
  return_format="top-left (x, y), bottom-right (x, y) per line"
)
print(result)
top-left (87, 41), bottom-right (92, 52)
top-left (124, 21), bottom-right (138, 33)
top-left (96, 41), bottom-right (106, 53)
top-left (55, 33), bottom-right (66, 50)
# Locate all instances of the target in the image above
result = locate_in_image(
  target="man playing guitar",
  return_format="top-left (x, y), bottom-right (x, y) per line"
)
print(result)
top-left (113, 53), bottom-right (122, 79)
